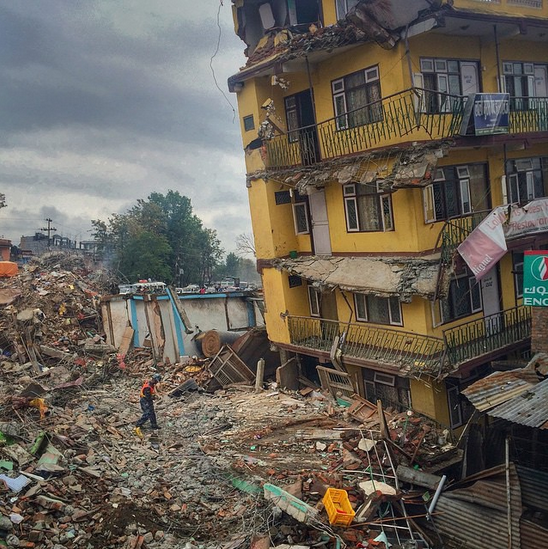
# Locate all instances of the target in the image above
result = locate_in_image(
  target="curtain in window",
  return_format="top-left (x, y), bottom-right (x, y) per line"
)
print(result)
top-left (366, 296), bottom-right (390, 324)
top-left (357, 194), bottom-right (380, 231)
top-left (367, 82), bottom-right (382, 122)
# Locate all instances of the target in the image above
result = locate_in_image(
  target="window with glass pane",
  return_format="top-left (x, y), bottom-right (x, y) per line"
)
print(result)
top-left (441, 273), bottom-right (482, 322)
top-left (343, 183), bottom-right (393, 232)
top-left (285, 96), bottom-right (299, 143)
top-left (308, 286), bottom-right (320, 316)
top-left (513, 252), bottom-right (524, 298)
top-left (293, 202), bottom-right (309, 234)
top-left (332, 66), bottom-right (382, 130)
top-left (336, 0), bottom-right (360, 20)
top-left (355, 294), bottom-right (402, 326)
top-left (503, 61), bottom-right (536, 110)
top-left (419, 58), bottom-right (478, 114)
top-left (424, 164), bottom-right (489, 223)
top-left (506, 157), bottom-right (548, 204)
top-left (354, 293), bottom-right (367, 321)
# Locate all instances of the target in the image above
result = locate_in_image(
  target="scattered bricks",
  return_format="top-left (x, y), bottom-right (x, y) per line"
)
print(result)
top-left (35, 495), bottom-right (65, 511)
top-left (71, 509), bottom-right (90, 521)
top-left (342, 529), bottom-right (360, 543)
top-left (28, 531), bottom-right (44, 543)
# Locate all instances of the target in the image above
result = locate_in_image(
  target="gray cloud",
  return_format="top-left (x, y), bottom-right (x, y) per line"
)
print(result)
top-left (0, 1), bottom-right (250, 254)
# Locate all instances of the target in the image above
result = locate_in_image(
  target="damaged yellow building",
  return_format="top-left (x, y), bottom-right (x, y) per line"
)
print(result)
top-left (229, 0), bottom-right (548, 429)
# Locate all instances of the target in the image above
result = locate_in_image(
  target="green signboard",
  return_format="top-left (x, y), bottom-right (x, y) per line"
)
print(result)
top-left (523, 251), bottom-right (548, 307)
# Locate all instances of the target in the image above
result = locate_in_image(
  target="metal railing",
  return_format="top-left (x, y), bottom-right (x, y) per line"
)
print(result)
top-left (265, 88), bottom-right (466, 169)
top-left (438, 211), bottom-right (490, 267)
top-left (287, 306), bottom-right (531, 376)
top-left (443, 305), bottom-right (531, 366)
top-left (264, 91), bottom-right (548, 170)
top-left (509, 96), bottom-right (548, 134)
top-left (287, 315), bottom-right (447, 375)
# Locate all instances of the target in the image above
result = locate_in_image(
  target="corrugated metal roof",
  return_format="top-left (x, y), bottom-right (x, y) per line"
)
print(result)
top-left (461, 369), bottom-right (538, 412)
top-left (488, 379), bottom-right (548, 429)
top-left (517, 466), bottom-right (548, 513)
top-left (274, 255), bottom-right (440, 302)
top-left (521, 518), bottom-right (548, 549)
top-left (435, 464), bottom-right (522, 549)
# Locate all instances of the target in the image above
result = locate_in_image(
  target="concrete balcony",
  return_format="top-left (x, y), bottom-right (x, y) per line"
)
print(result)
top-left (286, 306), bottom-right (531, 378)
top-left (264, 90), bottom-right (548, 171)
top-left (443, 305), bottom-right (531, 367)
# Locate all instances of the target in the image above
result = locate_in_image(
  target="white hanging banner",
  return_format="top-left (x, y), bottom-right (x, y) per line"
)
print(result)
top-left (458, 199), bottom-right (548, 281)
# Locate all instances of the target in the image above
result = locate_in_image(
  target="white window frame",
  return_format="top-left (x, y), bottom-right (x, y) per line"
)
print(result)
top-left (335, 0), bottom-right (360, 19)
top-left (308, 285), bottom-right (321, 317)
top-left (441, 273), bottom-right (482, 323)
top-left (423, 185), bottom-right (436, 223)
top-left (343, 183), bottom-right (393, 233)
top-left (332, 65), bottom-right (380, 131)
top-left (513, 252), bottom-right (525, 299)
top-left (354, 293), bottom-right (403, 326)
top-left (469, 276), bottom-right (483, 313)
top-left (456, 166), bottom-right (470, 178)
top-left (374, 372), bottom-right (396, 386)
top-left (459, 179), bottom-right (472, 214)
top-left (292, 202), bottom-right (310, 235)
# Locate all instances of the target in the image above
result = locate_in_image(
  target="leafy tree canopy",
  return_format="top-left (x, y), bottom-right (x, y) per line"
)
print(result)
top-left (92, 190), bottom-right (223, 285)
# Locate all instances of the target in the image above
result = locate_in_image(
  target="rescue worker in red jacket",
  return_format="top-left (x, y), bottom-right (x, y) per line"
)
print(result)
top-left (135, 373), bottom-right (162, 433)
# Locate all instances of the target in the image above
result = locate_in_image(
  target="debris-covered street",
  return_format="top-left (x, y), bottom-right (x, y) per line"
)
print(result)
top-left (1, 255), bottom-right (547, 549)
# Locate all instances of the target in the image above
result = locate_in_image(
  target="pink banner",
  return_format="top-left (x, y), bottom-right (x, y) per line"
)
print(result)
top-left (457, 207), bottom-right (508, 280)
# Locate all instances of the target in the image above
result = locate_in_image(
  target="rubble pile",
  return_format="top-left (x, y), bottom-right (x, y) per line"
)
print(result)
top-left (0, 259), bottom-right (461, 548)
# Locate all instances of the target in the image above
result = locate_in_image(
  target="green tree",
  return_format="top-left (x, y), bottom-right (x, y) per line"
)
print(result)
top-left (118, 230), bottom-right (173, 282)
top-left (92, 190), bottom-right (223, 284)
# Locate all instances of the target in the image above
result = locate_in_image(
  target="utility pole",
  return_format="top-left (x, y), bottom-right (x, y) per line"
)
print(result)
top-left (41, 218), bottom-right (57, 247)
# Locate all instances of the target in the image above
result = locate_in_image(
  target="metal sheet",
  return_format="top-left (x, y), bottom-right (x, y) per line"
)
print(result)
top-left (517, 466), bottom-right (548, 513)
top-left (434, 464), bottom-right (522, 549)
top-left (520, 518), bottom-right (548, 549)
top-left (488, 379), bottom-right (548, 429)
top-left (462, 369), bottom-right (538, 412)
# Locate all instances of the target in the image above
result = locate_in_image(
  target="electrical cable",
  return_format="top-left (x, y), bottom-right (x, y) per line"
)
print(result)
top-left (210, 0), bottom-right (237, 123)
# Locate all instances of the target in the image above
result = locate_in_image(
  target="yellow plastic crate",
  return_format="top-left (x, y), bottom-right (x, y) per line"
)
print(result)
top-left (323, 488), bottom-right (355, 527)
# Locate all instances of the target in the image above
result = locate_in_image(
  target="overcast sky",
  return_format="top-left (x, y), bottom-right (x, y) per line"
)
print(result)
top-left (0, 1), bottom-right (249, 254)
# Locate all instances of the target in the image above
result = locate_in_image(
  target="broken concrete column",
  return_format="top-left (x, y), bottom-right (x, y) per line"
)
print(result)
top-left (276, 357), bottom-right (299, 391)
top-left (255, 358), bottom-right (265, 392)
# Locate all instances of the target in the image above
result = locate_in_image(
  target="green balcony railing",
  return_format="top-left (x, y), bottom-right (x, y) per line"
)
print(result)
top-left (264, 92), bottom-right (548, 170)
top-left (443, 305), bottom-right (531, 366)
top-left (287, 306), bottom-right (531, 376)
top-left (265, 88), bottom-right (466, 169)
top-left (509, 97), bottom-right (548, 134)
top-left (437, 211), bottom-right (490, 268)
top-left (287, 315), bottom-right (447, 375)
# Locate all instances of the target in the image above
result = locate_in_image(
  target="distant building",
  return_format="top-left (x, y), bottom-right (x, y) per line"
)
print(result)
top-left (19, 232), bottom-right (77, 257)
top-left (0, 238), bottom-right (11, 261)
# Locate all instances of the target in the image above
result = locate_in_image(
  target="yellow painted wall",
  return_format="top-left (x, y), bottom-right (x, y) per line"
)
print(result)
top-left (326, 184), bottom-right (425, 253)
top-left (262, 267), bottom-right (311, 344)
top-left (315, 43), bottom-right (407, 118)
top-left (410, 377), bottom-right (451, 426)
top-left (499, 254), bottom-right (519, 310)
top-left (248, 178), bottom-right (306, 259)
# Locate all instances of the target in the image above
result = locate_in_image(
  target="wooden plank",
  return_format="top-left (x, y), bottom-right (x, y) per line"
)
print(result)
top-left (119, 326), bottom-right (135, 355)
